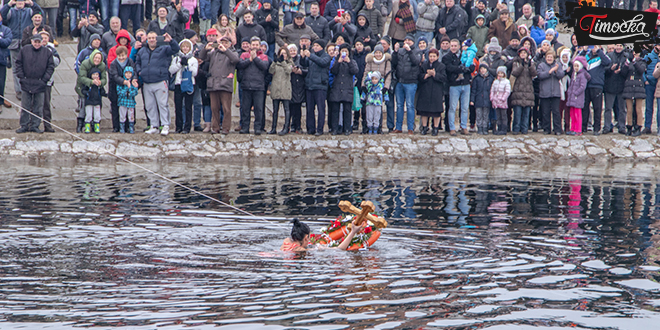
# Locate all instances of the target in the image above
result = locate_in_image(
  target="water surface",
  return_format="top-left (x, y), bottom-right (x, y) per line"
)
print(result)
top-left (0, 161), bottom-right (660, 329)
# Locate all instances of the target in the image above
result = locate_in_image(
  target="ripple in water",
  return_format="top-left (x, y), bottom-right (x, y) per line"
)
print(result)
top-left (0, 161), bottom-right (659, 329)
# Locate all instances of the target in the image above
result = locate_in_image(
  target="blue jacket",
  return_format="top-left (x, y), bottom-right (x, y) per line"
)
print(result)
top-left (301, 50), bottom-right (331, 90)
top-left (530, 26), bottom-right (545, 47)
top-left (135, 39), bottom-right (180, 84)
top-left (0, 25), bottom-right (12, 67)
top-left (581, 48), bottom-right (611, 90)
top-left (199, 0), bottom-right (211, 20)
top-left (644, 49), bottom-right (660, 85)
top-left (0, 3), bottom-right (42, 41)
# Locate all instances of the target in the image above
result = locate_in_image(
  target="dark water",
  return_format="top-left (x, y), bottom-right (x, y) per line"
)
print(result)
top-left (1, 161), bottom-right (660, 329)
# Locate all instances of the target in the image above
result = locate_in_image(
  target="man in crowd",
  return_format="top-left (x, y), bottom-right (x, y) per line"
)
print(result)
top-left (0, 13), bottom-right (12, 110)
top-left (236, 11), bottom-right (267, 47)
top-left (515, 3), bottom-right (533, 29)
top-left (305, 2), bottom-right (331, 42)
top-left (255, 0), bottom-right (279, 60)
top-left (38, 30), bottom-right (59, 133)
top-left (147, 1), bottom-right (189, 43)
top-left (234, 0), bottom-right (262, 24)
top-left (200, 35), bottom-right (239, 134)
top-left (644, 44), bottom-right (660, 134)
top-left (358, 0), bottom-right (384, 37)
top-left (70, 11), bottom-right (104, 53)
top-left (301, 38), bottom-right (331, 136)
top-left (443, 38), bottom-right (475, 136)
top-left (603, 43), bottom-right (627, 135)
top-left (579, 45), bottom-right (611, 135)
top-left (237, 36), bottom-right (269, 135)
top-left (136, 31), bottom-right (179, 136)
top-left (21, 8), bottom-right (52, 47)
top-left (487, 8), bottom-right (514, 51)
top-left (15, 33), bottom-right (54, 133)
top-left (435, 0), bottom-right (466, 45)
top-left (277, 12), bottom-right (319, 48)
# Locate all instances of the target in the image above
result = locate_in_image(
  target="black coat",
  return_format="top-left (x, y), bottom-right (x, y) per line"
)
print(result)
top-left (290, 55), bottom-right (307, 103)
top-left (15, 45), bottom-right (55, 94)
top-left (328, 57), bottom-right (359, 102)
top-left (395, 46), bottom-right (422, 84)
top-left (604, 50), bottom-right (627, 95)
top-left (235, 22), bottom-right (267, 46)
top-left (442, 50), bottom-right (474, 86)
top-left (622, 59), bottom-right (646, 99)
top-left (236, 51), bottom-right (270, 91)
top-left (435, 4), bottom-right (467, 44)
top-left (301, 50), bottom-right (332, 90)
top-left (470, 73), bottom-right (494, 108)
top-left (305, 15), bottom-right (332, 42)
top-left (417, 60), bottom-right (447, 114)
top-left (255, 7), bottom-right (279, 45)
top-left (353, 49), bottom-right (369, 91)
top-left (108, 58), bottom-right (136, 98)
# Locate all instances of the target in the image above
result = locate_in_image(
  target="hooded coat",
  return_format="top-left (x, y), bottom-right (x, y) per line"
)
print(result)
top-left (509, 53), bottom-right (537, 107)
top-left (470, 69), bottom-right (494, 108)
top-left (566, 56), bottom-right (591, 108)
top-left (358, 5), bottom-right (384, 36)
top-left (466, 15), bottom-right (489, 58)
top-left (169, 39), bottom-right (199, 86)
top-left (268, 57), bottom-right (293, 100)
top-left (107, 29), bottom-right (133, 65)
top-left (622, 57), bottom-right (647, 100)
top-left (76, 49), bottom-right (106, 97)
top-left (355, 14), bottom-right (376, 48)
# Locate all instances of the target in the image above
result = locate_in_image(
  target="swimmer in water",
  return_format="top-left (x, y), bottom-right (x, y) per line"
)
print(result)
top-left (281, 218), bottom-right (367, 252)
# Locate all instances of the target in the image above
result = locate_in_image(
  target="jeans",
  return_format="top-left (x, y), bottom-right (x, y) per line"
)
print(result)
top-left (193, 85), bottom-right (202, 127)
top-left (100, 0), bottom-right (121, 32)
top-left (240, 89), bottom-right (265, 133)
top-left (119, 4), bottom-right (142, 35)
top-left (306, 89), bottom-right (327, 134)
top-left (19, 92), bottom-right (45, 130)
top-left (604, 92), bottom-right (625, 132)
top-left (448, 84), bottom-right (470, 131)
top-left (395, 83), bottom-right (417, 131)
top-left (513, 105), bottom-right (531, 133)
top-left (283, 11), bottom-right (294, 26)
top-left (68, 7), bottom-right (79, 35)
top-left (174, 85), bottom-right (194, 132)
top-left (583, 87), bottom-right (603, 132)
top-left (645, 83), bottom-right (656, 129)
top-left (43, 7), bottom-right (58, 36)
top-left (267, 43), bottom-right (275, 61)
top-left (386, 90), bottom-right (395, 130)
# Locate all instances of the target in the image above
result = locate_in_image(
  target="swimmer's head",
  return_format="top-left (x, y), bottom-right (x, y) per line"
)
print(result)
top-left (291, 218), bottom-right (310, 244)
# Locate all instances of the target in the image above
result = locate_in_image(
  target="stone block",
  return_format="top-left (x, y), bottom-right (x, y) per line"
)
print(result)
top-left (569, 145), bottom-right (586, 157)
top-left (15, 141), bottom-right (59, 153)
top-left (586, 146), bottom-right (606, 155)
top-left (434, 143), bottom-right (453, 153)
top-left (636, 152), bottom-right (655, 158)
top-left (203, 145), bottom-right (217, 153)
top-left (469, 138), bottom-right (489, 151)
top-left (72, 140), bottom-right (116, 154)
top-left (340, 140), bottom-right (355, 149)
top-left (612, 139), bottom-right (631, 148)
top-left (316, 139), bottom-right (339, 148)
top-left (557, 139), bottom-right (569, 147)
top-left (630, 139), bottom-right (654, 152)
top-left (60, 143), bottom-right (72, 153)
top-left (116, 142), bottom-right (160, 158)
top-left (610, 147), bottom-right (633, 158)
top-left (449, 138), bottom-right (469, 152)
top-left (0, 138), bottom-right (14, 148)
top-left (253, 148), bottom-right (277, 156)
top-left (192, 151), bottom-right (213, 157)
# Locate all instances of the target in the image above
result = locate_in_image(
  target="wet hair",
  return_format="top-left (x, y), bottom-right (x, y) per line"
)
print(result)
top-left (291, 218), bottom-right (310, 242)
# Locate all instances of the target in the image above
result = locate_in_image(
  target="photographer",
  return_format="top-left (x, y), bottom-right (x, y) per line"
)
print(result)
top-left (147, 1), bottom-right (189, 43)
top-left (603, 44), bottom-right (628, 135)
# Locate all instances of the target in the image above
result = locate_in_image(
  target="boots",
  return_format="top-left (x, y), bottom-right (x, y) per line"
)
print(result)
top-left (94, 122), bottom-right (100, 134)
top-left (203, 122), bottom-right (211, 133)
top-left (431, 126), bottom-right (439, 136)
top-left (626, 125), bottom-right (633, 136)
top-left (76, 118), bottom-right (84, 133)
top-left (482, 126), bottom-right (488, 135)
top-left (421, 125), bottom-right (428, 135)
top-left (268, 104), bottom-right (279, 134)
top-left (128, 122), bottom-right (135, 134)
top-left (83, 123), bottom-right (91, 133)
top-left (279, 107), bottom-right (291, 135)
top-left (632, 125), bottom-right (641, 137)
top-left (352, 111), bottom-right (360, 131)
top-left (119, 123), bottom-right (125, 133)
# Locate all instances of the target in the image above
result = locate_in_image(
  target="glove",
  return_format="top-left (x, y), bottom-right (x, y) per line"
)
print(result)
top-left (181, 56), bottom-right (188, 66)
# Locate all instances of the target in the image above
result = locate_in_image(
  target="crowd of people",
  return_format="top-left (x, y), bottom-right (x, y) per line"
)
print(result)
top-left (3, 0), bottom-right (660, 136)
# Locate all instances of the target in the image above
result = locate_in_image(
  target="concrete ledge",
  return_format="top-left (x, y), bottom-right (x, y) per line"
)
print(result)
top-left (1, 131), bottom-right (660, 164)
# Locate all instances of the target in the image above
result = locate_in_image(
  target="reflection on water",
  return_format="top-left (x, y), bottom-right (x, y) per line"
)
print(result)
top-left (0, 161), bottom-right (660, 329)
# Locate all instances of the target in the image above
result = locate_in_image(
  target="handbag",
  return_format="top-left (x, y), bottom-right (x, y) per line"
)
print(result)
top-left (180, 67), bottom-right (194, 94)
top-left (352, 86), bottom-right (363, 112)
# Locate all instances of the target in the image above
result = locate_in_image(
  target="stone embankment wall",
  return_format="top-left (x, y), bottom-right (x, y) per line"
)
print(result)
top-left (1, 134), bottom-right (660, 163)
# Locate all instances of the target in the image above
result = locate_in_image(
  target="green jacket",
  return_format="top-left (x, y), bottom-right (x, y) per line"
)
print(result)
top-left (76, 49), bottom-right (107, 97)
top-left (466, 19), bottom-right (489, 58)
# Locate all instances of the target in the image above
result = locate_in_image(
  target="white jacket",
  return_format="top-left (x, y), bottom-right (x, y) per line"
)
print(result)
top-left (168, 52), bottom-right (199, 86)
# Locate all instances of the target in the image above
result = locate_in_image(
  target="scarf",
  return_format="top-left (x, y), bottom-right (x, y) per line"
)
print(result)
top-left (396, 1), bottom-right (416, 34)
top-left (373, 54), bottom-right (386, 64)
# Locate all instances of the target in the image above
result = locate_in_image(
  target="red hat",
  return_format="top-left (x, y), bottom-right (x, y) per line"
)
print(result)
top-left (206, 28), bottom-right (218, 36)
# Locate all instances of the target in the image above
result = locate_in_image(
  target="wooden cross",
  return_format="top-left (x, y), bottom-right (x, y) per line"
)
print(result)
top-left (338, 200), bottom-right (388, 228)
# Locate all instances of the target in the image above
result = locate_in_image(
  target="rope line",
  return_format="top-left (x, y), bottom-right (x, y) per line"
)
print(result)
top-left (7, 97), bottom-right (286, 228)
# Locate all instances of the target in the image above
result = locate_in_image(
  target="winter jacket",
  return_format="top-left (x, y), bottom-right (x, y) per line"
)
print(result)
top-left (169, 45), bottom-right (199, 86)
top-left (301, 49), bottom-right (332, 90)
top-left (358, 6), bottom-right (384, 36)
top-left (490, 77), bottom-right (511, 109)
top-left (530, 25), bottom-right (545, 47)
top-left (276, 22), bottom-right (319, 48)
top-left (416, 1), bottom-right (439, 32)
top-left (363, 76), bottom-right (385, 105)
top-left (466, 20), bottom-right (488, 58)
top-left (236, 50), bottom-right (270, 90)
top-left (0, 25), bottom-right (12, 67)
top-left (328, 56), bottom-right (359, 102)
top-left (290, 55), bottom-right (307, 103)
top-left (604, 50), bottom-right (627, 95)
top-left (417, 59), bottom-right (447, 114)
top-left (269, 59), bottom-right (293, 100)
top-left (109, 57), bottom-right (136, 99)
top-left (15, 43), bottom-right (55, 94)
top-left (470, 73), bottom-right (493, 108)
top-left (106, 29), bottom-right (133, 65)
top-left (199, 46), bottom-right (240, 92)
top-left (236, 22), bottom-right (267, 45)
top-left (362, 52), bottom-right (391, 89)
top-left (75, 44), bottom-right (104, 74)
top-left (199, 0), bottom-right (212, 20)
top-left (116, 66), bottom-right (139, 108)
top-left (435, 4), bottom-right (467, 42)
top-left (388, 0), bottom-right (418, 41)
top-left (644, 49), bottom-right (660, 85)
top-left (146, 6), bottom-right (190, 43)
top-left (255, 6), bottom-right (279, 45)
top-left (443, 50), bottom-right (474, 86)
top-left (580, 48), bottom-right (611, 90)
top-left (537, 60), bottom-right (565, 99)
top-left (101, 29), bottom-right (136, 54)
top-left (395, 46), bottom-right (422, 84)
top-left (135, 39), bottom-right (180, 84)
top-left (76, 50), bottom-right (107, 97)
top-left (82, 82), bottom-right (105, 107)
top-left (622, 58), bottom-right (647, 100)
top-left (71, 22), bottom-right (104, 54)
top-left (21, 23), bottom-right (53, 47)
top-left (234, 0), bottom-right (262, 23)
top-left (0, 2), bottom-right (42, 43)
top-left (332, 21), bottom-right (357, 44)
top-left (305, 14), bottom-right (331, 42)
top-left (353, 48), bottom-right (369, 87)
top-left (566, 57), bottom-right (590, 108)
top-left (469, 7), bottom-right (490, 28)
top-left (461, 43), bottom-right (477, 68)
top-left (510, 57), bottom-right (537, 107)
top-left (479, 52), bottom-right (507, 78)
top-left (44, 43), bottom-right (60, 86)
top-left (78, 0), bottom-right (98, 16)
top-left (35, 0), bottom-right (58, 9)
top-left (324, 0), bottom-right (354, 30)
top-left (502, 45), bottom-right (518, 61)
top-left (486, 17), bottom-right (515, 51)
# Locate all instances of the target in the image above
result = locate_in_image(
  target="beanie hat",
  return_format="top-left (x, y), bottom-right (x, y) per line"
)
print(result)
top-left (89, 67), bottom-right (101, 78)
top-left (487, 37), bottom-right (501, 53)
top-left (241, 37), bottom-right (250, 44)
top-left (313, 38), bottom-right (326, 49)
top-left (545, 28), bottom-right (556, 36)
top-left (88, 10), bottom-right (99, 20)
top-left (497, 66), bottom-right (507, 75)
top-left (381, 35), bottom-right (391, 45)
top-left (368, 71), bottom-right (382, 80)
top-left (32, 10), bottom-right (42, 18)
top-left (463, 39), bottom-right (473, 47)
top-left (541, 40), bottom-right (551, 47)
top-left (440, 35), bottom-right (451, 44)
top-left (374, 44), bottom-right (384, 53)
top-left (206, 28), bottom-right (218, 36)
top-left (479, 62), bottom-right (489, 70)
top-left (404, 34), bottom-right (415, 42)
top-left (184, 29), bottom-right (196, 40)
top-left (417, 35), bottom-right (428, 45)
top-left (90, 33), bottom-right (101, 43)
top-left (518, 47), bottom-right (529, 55)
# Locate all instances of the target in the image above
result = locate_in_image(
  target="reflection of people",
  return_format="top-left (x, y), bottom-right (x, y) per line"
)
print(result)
top-left (280, 218), bottom-right (367, 251)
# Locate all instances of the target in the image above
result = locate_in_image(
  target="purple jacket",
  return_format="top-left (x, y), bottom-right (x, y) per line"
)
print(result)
top-left (566, 56), bottom-right (591, 109)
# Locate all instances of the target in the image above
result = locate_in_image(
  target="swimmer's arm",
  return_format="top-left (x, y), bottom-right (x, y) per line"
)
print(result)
top-left (336, 222), bottom-right (367, 250)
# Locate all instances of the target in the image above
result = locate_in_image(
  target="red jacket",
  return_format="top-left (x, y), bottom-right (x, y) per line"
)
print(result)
top-left (107, 29), bottom-right (133, 65)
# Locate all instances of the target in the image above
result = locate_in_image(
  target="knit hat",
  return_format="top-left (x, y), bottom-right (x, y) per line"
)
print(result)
top-left (157, 3), bottom-right (168, 11)
top-left (206, 28), bottom-right (218, 36)
top-left (32, 10), bottom-right (42, 18)
top-left (90, 33), bottom-right (101, 43)
top-left (497, 66), bottom-right (507, 75)
top-left (184, 29), bottom-right (196, 40)
top-left (545, 28), bottom-right (556, 36)
top-left (440, 35), bottom-right (451, 44)
top-left (574, 58), bottom-right (584, 71)
top-left (487, 37), bottom-right (501, 53)
top-left (368, 71), bottom-right (382, 80)
top-left (262, 0), bottom-right (272, 3)
top-left (333, 32), bottom-right (349, 44)
top-left (479, 62), bottom-right (489, 70)
top-left (381, 35), bottom-right (391, 45)
top-left (338, 42), bottom-right (351, 53)
top-left (475, 14), bottom-right (485, 22)
top-left (463, 39), bottom-right (473, 47)
top-left (404, 34), bottom-right (415, 42)
top-left (241, 37), bottom-right (250, 44)
top-left (219, 36), bottom-right (231, 42)
top-left (417, 35), bottom-right (428, 46)
top-left (313, 38), bottom-right (326, 49)
top-left (374, 44), bottom-right (384, 53)
top-left (541, 40), bottom-right (551, 47)
top-left (88, 10), bottom-right (99, 20)
top-left (89, 67), bottom-right (101, 78)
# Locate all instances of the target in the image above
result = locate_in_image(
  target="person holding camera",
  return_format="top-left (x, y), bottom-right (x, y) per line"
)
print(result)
top-left (147, 1), bottom-right (190, 43)
top-left (604, 44), bottom-right (628, 135)
top-left (199, 35), bottom-right (239, 134)
top-left (301, 38), bottom-right (331, 135)
top-left (328, 43), bottom-right (359, 135)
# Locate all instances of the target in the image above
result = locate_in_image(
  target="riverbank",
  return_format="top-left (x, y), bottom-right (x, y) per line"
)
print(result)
top-left (1, 127), bottom-right (660, 163)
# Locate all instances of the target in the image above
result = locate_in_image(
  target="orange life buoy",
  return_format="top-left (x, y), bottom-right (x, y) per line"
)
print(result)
top-left (346, 230), bottom-right (381, 250)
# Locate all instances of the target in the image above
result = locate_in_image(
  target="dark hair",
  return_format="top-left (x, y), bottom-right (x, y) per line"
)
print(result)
top-left (291, 218), bottom-right (310, 242)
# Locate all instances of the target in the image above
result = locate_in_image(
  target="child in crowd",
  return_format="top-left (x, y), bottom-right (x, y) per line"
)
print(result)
top-left (490, 66), bottom-right (511, 135)
top-left (566, 56), bottom-right (590, 136)
top-left (116, 66), bottom-right (139, 133)
top-left (470, 63), bottom-right (494, 135)
top-left (169, 39), bottom-right (199, 134)
top-left (558, 48), bottom-right (572, 133)
top-left (545, 9), bottom-right (558, 31)
top-left (459, 39), bottom-right (477, 80)
top-left (82, 68), bottom-right (106, 134)
top-left (363, 71), bottom-right (387, 134)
